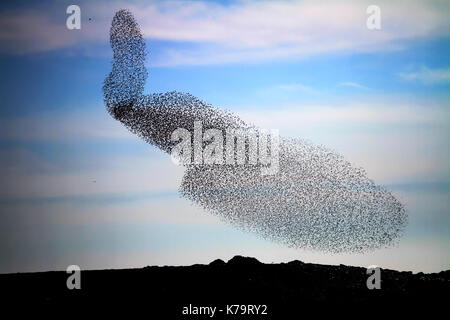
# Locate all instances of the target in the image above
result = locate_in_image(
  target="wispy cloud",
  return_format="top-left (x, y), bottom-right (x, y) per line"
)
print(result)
top-left (238, 99), bottom-right (450, 182)
top-left (278, 83), bottom-right (317, 94)
top-left (238, 100), bottom-right (449, 129)
top-left (399, 66), bottom-right (450, 85)
top-left (338, 82), bottom-right (369, 90)
top-left (1, 0), bottom-right (449, 65)
top-left (0, 149), bottom-right (183, 199)
top-left (1, 99), bottom-right (447, 203)
top-left (0, 108), bottom-right (134, 142)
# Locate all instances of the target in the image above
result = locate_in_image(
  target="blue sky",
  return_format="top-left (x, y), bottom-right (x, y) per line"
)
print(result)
top-left (0, 0), bottom-right (449, 273)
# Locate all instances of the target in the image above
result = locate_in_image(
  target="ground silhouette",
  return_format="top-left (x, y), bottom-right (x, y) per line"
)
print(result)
top-left (1, 256), bottom-right (448, 317)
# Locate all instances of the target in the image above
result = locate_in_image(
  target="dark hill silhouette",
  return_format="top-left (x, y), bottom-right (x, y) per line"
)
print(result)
top-left (0, 256), bottom-right (448, 317)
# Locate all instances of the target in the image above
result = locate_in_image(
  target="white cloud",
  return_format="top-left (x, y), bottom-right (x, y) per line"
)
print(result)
top-left (0, 97), bottom-right (448, 200)
top-left (238, 100), bottom-right (449, 129)
top-left (399, 66), bottom-right (450, 84)
top-left (238, 99), bottom-right (450, 183)
top-left (0, 108), bottom-right (134, 142)
top-left (338, 82), bottom-right (368, 89)
top-left (1, 0), bottom-right (449, 65)
top-left (0, 151), bottom-right (183, 199)
top-left (0, 197), bottom-right (219, 227)
top-left (136, 0), bottom-right (450, 66)
top-left (278, 83), bottom-right (317, 93)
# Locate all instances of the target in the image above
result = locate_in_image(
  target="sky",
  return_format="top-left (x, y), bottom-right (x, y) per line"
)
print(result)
top-left (0, 0), bottom-right (449, 273)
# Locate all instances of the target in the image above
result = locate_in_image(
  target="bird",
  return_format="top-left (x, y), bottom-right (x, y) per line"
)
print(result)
top-left (102, 9), bottom-right (406, 253)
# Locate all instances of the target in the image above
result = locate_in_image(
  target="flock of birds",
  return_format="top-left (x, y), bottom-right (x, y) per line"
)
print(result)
top-left (103, 10), bottom-right (406, 253)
